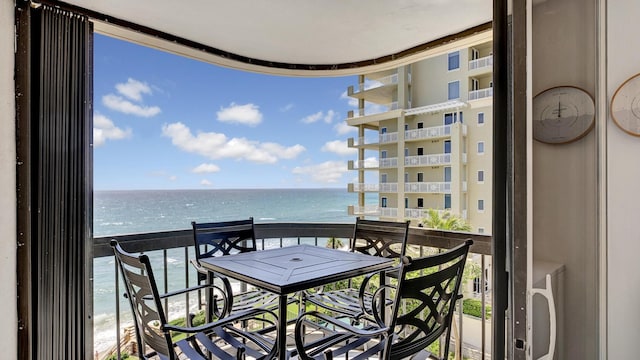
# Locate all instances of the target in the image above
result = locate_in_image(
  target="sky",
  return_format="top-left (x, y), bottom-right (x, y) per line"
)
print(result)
top-left (93, 34), bottom-right (370, 190)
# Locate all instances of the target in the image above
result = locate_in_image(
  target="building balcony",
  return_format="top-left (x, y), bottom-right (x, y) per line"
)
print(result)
top-left (405, 182), bottom-right (452, 194)
top-left (468, 55), bottom-right (493, 71)
top-left (405, 153), bottom-right (452, 167)
top-left (404, 124), bottom-right (468, 141)
top-left (348, 131), bottom-right (399, 148)
top-left (348, 159), bottom-right (381, 170)
top-left (469, 87), bottom-right (493, 101)
top-left (94, 224), bottom-right (492, 359)
top-left (347, 101), bottom-right (401, 119)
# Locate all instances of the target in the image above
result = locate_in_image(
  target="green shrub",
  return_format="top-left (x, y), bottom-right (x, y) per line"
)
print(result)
top-left (462, 298), bottom-right (491, 319)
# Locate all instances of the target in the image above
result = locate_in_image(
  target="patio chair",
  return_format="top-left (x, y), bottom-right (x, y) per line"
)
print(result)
top-left (301, 218), bottom-right (410, 321)
top-left (190, 218), bottom-right (285, 318)
top-left (111, 239), bottom-right (278, 360)
top-left (294, 239), bottom-right (473, 360)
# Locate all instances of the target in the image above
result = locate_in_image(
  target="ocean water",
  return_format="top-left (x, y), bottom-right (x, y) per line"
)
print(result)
top-left (93, 188), bottom-right (369, 354)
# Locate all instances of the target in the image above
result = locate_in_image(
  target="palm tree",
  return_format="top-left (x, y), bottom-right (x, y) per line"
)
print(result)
top-left (420, 208), bottom-right (472, 232)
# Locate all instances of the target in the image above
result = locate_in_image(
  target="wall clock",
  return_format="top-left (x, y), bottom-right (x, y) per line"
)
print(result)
top-left (533, 86), bottom-right (595, 144)
top-left (611, 73), bottom-right (640, 136)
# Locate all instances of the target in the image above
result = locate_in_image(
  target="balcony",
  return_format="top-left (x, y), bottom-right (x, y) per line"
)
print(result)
top-left (469, 87), bottom-right (493, 101)
top-left (405, 182), bottom-right (452, 194)
top-left (468, 55), bottom-right (493, 71)
top-left (405, 153), bottom-right (451, 167)
top-left (94, 224), bottom-right (492, 360)
top-left (405, 124), bottom-right (454, 141)
top-left (348, 159), bottom-right (380, 170)
top-left (347, 101), bottom-right (400, 119)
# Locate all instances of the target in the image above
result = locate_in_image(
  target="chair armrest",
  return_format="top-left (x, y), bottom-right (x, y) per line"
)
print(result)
top-left (162, 307), bottom-right (278, 334)
top-left (297, 310), bottom-right (389, 338)
top-left (357, 265), bottom-right (400, 318)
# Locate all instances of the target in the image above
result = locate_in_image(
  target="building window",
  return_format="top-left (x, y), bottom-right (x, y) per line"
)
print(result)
top-left (444, 194), bottom-right (451, 209)
top-left (381, 173), bottom-right (387, 183)
top-left (471, 77), bottom-right (479, 91)
top-left (417, 122), bottom-right (424, 129)
top-left (477, 141), bottom-right (485, 154)
top-left (478, 112), bottom-right (485, 125)
top-left (381, 150), bottom-right (387, 159)
top-left (417, 147), bottom-right (424, 156)
top-left (404, 148), bottom-right (409, 157)
top-left (448, 51), bottom-right (460, 71)
top-left (444, 112), bottom-right (456, 125)
top-left (448, 81), bottom-right (460, 100)
top-left (405, 198), bottom-right (409, 209)
top-left (478, 199), bottom-right (485, 211)
top-left (478, 170), bottom-right (484, 182)
top-left (417, 172), bottom-right (424, 182)
top-left (417, 198), bottom-right (424, 208)
top-left (381, 127), bottom-right (387, 134)
top-left (404, 173), bottom-right (409, 182)
top-left (381, 197), bottom-right (388, 208)
top-left (478, 227), bottom-right (485, 234)
top-left (444, 140), bottom-right (451, 154)
top-left (404, 123), bottom-right (409, 131)
top-left (444, 167), bottom-right (451, 182)
top-left (471, 47), bottom-right (479, 61)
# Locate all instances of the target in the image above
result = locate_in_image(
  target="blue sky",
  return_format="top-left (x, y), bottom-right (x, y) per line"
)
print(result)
top-left (93, 34), bottom-right (365, 190)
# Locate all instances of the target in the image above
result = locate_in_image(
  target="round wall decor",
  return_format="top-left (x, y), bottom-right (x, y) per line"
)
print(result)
top-left (533, 86), bottom-right (595, 144)
top-left (611, 73), bottom-right (640, 137)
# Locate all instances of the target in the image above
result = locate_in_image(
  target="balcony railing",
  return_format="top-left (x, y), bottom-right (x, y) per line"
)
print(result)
top-left (405, 182), bottom-right (452, 193)
top-left (94, 224), bottom-right (492, 360)
top-left (468, 55), bottom-right (493, 70)
top-left (405, 125), bottom-right (452, 141)
top-left (405, 153), bottom-right (451, 167)
top-left (469, 87), bottom-right (493, 101)
top-left (348, 101), bottom-right (400, 118)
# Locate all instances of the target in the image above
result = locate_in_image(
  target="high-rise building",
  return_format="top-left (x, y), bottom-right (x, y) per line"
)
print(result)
top-left (346, 38), bottom-right (493, 234)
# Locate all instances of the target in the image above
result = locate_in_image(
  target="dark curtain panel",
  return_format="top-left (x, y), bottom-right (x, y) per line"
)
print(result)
top-left (20, 5), bottom-right (93, 359)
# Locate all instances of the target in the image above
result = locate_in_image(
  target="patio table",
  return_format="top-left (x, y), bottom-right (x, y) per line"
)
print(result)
top-left (199, 244), bottom-right (394, 359)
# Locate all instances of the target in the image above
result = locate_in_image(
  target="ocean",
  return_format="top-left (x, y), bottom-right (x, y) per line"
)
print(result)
top-left (93, 188), bottom-right (369, 355)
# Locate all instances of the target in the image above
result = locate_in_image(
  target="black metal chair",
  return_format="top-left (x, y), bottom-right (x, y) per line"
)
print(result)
top-left (191, 218), bottom-right (281, 317)
top-left (111, 239), bottom-right (278, 360)
top-left (302, 218), bottom-right (410, 320)
top-left (294, 239), bottom-right (473, 360)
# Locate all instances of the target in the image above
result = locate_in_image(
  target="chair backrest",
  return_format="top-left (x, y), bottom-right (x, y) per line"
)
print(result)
top-left (110, 239), bottom-right (175, 360)
top-left (384, 239), bottom-right (473, 360)
top-left (191, 218), bottom-right (257, 261)
top-left (350, 218), bottom-right (410, 259)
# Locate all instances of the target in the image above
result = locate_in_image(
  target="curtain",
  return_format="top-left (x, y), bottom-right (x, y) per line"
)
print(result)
top-left (20, 5), bottom-right (94, 359)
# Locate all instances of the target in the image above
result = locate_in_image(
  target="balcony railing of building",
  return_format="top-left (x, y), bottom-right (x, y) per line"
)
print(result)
top-left (93, 223), bottom-right (491, 359)
top-left (349, 159), bottom-right (381, 169)
top-left (469, 87), bottom-right (494, 101)
top-left (405, 124), bottom-right (454, 141)
top-left (405, 153), bottom-right (452, 167)
top-left (347, 101), bottom-right (400, 119)
top-left (468, 55), bottom-right (493, 71)
top-left (405, 182), bottom-right (451, 194)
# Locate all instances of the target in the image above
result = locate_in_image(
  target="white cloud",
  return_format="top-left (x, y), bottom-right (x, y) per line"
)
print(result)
top-left (301, 110), bottom-right (335, 124)
top-left (292, 161), bottom-right (348, 184)
top-left (161, 122), bottom-right (305, 164)
top-left (115, 78), bottom-right (152, 102)
top-left (102, 94), bottom-right (161, 117)
top-left (217, 103), bottom-right (263, 126)
top-left (364, 157), bottom-right (379, 167)
top-left (168, 175), bottom-right (178, 181)
top-left (93, 114), bottom-right (132, 147)
top-left (334, 122), bottom-right (357, 135)
top-left (192, 163), bottom-right (221, 174)
top-left (200, 179), bottom-right (213, 186)
top-left (280, 103), bottom-right (294, 112)
top-left (321, 140), bottom-right (357, 156)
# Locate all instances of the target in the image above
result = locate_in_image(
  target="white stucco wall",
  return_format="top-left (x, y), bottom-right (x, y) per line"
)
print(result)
top-left (0, 0), bottom-right (17, 359)
top-left (607, 0), bottom-right (640, 358)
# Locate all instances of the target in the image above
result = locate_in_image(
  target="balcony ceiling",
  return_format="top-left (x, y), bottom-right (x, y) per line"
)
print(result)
top-left (59, 0), bottom-right (492, 76)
